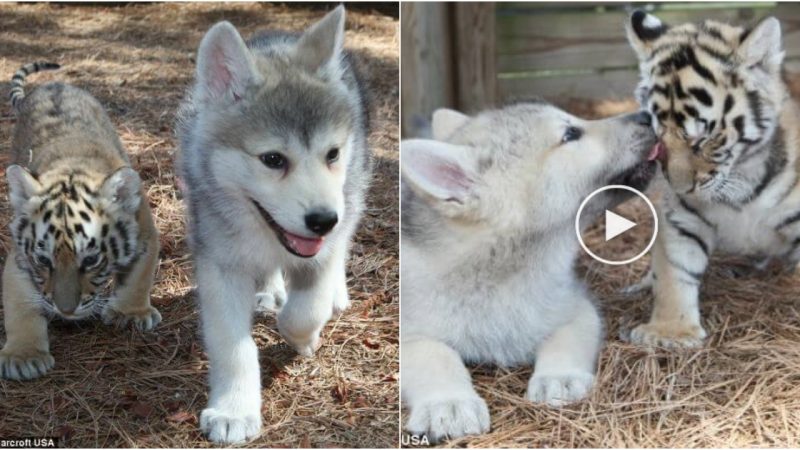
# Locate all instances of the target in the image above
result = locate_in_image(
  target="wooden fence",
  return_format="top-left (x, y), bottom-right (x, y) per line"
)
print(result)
top-left (402, 2), bottom-right (800, 137)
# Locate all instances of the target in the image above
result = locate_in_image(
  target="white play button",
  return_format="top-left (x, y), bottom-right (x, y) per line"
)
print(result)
top-left (605, 210), bottom-right (637, 241)
top-left (575, 185), bottom-right (658, 265)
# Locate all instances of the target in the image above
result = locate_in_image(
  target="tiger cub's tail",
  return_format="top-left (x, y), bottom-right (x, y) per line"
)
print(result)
top-left (9, 61), bottom-right (60, 111)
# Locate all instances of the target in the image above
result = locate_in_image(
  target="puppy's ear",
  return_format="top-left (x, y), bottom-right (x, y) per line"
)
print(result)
top-left (101, 167), bottom-right (142, 214)
top-left (432, 109), bottom-right (470, 141)
top-left (402, 139), bottom-right (479, 216)
top-left (626, 10), bottom-right (669, 60)
top-left (196, 21), bottom-right (262, 103)
top-left (6, 165), bottom-right (41, 214)
top-left (295, 5), bottom-right (345, 74)
top-left (737, 17), bottom-right (783, 72)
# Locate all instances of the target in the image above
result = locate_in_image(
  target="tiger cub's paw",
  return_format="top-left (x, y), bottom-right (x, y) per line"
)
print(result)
top-left (629, 321), bottom-right (707, 348)
top-left (0, 347), bottom-right (55, 380)
top-left (102, 303), bottom-right (162, 331)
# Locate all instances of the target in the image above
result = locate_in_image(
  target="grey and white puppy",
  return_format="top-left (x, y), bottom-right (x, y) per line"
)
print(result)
top-left (401, 103), bottom-right (659, 442)
top-left (176, 6), bottom-right (371, 444)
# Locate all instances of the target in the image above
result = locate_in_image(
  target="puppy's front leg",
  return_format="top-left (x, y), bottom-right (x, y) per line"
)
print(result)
top-left (255, 267), bottom-right (287, 314)
top-left (278, 241), bottom-right (347, 357)
top-left (402, 337), bottom-right (490, 442)
top-left (196, 259), bottom-right (261, 444)
top-left (527, 298), bottom-right (602, 407)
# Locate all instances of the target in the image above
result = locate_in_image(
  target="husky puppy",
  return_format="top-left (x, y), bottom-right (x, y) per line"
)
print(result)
top-left (401, 103), bottom-right (659, 441)
top-left (176, 7), bottom-right (371, 444)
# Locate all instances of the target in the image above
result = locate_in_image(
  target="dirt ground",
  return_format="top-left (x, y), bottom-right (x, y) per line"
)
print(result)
top-left (0, 3), bottom-right (398, 448)
top-left (404, 91), bottom-right (800, 447)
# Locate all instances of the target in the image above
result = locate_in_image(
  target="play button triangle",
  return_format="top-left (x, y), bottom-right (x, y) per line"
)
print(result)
top-left (605, 210), bottom-right (637, 242)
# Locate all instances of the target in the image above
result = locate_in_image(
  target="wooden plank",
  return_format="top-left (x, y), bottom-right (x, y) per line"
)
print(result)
top-left (497, 5), bottom-right (776, 48)
top-left (496, 4), bottom-right (800, 73)
top-left (499, 65), bottom-right (800, 101)
top-left (498, 42), bottom-right (636, 74)
top-left (400, 2), bottom-right (455, 137)
top-left (499, 28), bottom-right (800, 74)
top-left (453, 2), bottom-right (497, 112)
top-left (496, 6), bottom-right (783, 56)
top-left (494, 2), bottom-right (800, 102)
top-left (499, 70), bottom-right (641, 100)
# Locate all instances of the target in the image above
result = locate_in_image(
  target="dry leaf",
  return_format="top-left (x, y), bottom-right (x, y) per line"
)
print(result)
top-left (54, 424), bottom-right (75, 441)
top-left (332, 383), bottom-right (348, 403)
top-left (353, 396), bottom-right (369, 408)
top-left (163, 400), bottom-right (181, 413)
top-left (362, 338), bottom-right (381, 349)
top-left (131, 401), bottom-right (153, 418)
top-left (166, 411), bottom-right (196, 424)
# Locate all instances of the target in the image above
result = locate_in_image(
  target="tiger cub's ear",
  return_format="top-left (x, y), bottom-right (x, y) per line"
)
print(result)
top-left (6, 165), bottom-right (41, 214)
top-left (626, 10), bottom-right (669, 60)
top-left (737, 17), bottom-right (784, 72)
top-left (101, 167), bottom-right (142, 214)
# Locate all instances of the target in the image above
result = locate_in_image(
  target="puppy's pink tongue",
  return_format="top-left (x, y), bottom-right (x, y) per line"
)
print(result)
top-left (283, 231), bottom-right (324, 257)
top-left (648, 142), bottom-right (666, 161)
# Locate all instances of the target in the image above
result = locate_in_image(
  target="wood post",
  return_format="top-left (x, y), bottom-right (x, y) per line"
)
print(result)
top-left (401, 2), bottom-right (497, 136)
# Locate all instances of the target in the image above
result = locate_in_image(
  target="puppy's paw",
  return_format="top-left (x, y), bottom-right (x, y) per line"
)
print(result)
top-left (200, 407), bottom-right (261, 444)
top-left (332, 288), bottom-right (350, 316)
top-left (406, 393), bottom-right (490, 443)
top-left (629, 321), bottom-right (706, 348)
top-left (281, 330), bottom-right (323, 357)
top-left (0, 348), bottom-right (55, 380)
top-left (102, 304), bottom-right (162, 331)
top-left (619, 271), bottom-right (653, 295)
top-left (526, 371), bottom-right (594, 407)
top-left (255, 290), bottom-right (286, 314)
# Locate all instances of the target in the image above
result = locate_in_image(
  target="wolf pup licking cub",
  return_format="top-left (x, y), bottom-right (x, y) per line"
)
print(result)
top-left (177, 6), bottom-right (371, 444)
top-left (401, 102), bottom-right (659, 441)
top-left (0, 63), bottom-right (161, 381)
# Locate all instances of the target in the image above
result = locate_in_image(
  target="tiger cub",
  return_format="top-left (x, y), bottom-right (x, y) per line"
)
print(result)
top-left (626, 12), bottom-right (800, 347)
top-left (0, 63), bottom-right (161, 380)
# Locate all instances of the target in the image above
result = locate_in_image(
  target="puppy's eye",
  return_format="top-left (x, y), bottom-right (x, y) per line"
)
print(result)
top-left (562, 126), bottom-right (583, 143)
top-left (326, 147), bottom-right (340, 164)
top-left (259, 152), bottom-right (287, 170)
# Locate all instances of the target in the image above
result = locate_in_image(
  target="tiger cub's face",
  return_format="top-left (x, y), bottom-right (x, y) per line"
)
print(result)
top-left (627, 11), bottom-right (786, 202)
top-left (6, 166), bottom-right (142, 319)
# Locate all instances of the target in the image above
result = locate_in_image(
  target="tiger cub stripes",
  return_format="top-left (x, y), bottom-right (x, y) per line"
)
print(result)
top-left (9, 61), bottom-right (60, 109)
top-left (626, 12), bottom-right (800, 348)
top-left (0, 63), bottom-right (161, 380)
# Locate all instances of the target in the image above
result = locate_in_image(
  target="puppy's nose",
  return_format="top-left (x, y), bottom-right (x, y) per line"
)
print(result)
top-left (630, 110), bottom-right (652, 127)
top-left (305, 209), bottom-right (338, 236)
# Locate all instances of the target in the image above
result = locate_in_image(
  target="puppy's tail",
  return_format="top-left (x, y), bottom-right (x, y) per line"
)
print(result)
top-left (9, 61), bottom-right (60, 112)
top-left (620, 269), bottom-right (654, 295)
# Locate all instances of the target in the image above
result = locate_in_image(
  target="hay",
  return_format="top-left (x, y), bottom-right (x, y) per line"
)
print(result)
top-left (0, 3), bottom-right (398, 448)
top-left (404, 93), bottom-right (800, 448)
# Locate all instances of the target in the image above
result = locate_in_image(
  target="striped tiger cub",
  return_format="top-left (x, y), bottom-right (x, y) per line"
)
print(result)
top-left (0, 62), bottom-right (161, 380)
top-left (626, 11), bottom-right (800, 347)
